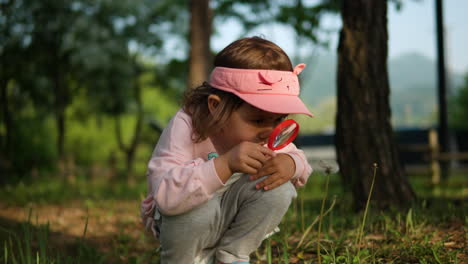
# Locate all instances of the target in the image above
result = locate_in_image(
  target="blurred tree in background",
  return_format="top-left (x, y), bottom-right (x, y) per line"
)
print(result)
top-left (450, 73), bottom-right (468, 131)
top-left (188, 0), bottom-right (212, 89)
top-left (0, 0), bottom-right (176, 182)
top-left (185, 0), bottom-right (340, 88)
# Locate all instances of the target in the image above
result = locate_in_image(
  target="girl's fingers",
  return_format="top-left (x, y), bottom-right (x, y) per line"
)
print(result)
top-left (250, 164), bottom-right (276, 180)
top-left (262, 179), bottom-right (283, 191)
top-left (256, 145), bottom-right (276, 158)
top-left (250, 145), bottom-right (275, 162)
top-left (242, 164), bottom-right (260, 175)
top-left (255, 172), bottom-right (283, 190)
top-left (231, 142), bottom-right (277, 175)
top-left (248, 150), bottom-right (269, 165)
top-left (245, 157), bottom-right (263, 171)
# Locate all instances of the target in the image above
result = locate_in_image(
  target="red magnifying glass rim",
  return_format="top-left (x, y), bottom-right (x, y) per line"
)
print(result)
top-left (267, 119), bottom-right (300, 150)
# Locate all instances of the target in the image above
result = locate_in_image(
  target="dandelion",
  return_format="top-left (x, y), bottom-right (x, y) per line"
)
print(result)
top-left (317, 160), bottom-right (334, 264)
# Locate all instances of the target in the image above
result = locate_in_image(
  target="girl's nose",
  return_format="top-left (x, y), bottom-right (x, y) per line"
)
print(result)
top-left (258, 127), bottom-right (274, 142)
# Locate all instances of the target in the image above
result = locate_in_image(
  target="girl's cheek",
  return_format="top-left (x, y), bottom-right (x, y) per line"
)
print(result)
top-left (236, 133), bottom-right (252, 143)
top-left (258, 129), bottom-right (272, 139)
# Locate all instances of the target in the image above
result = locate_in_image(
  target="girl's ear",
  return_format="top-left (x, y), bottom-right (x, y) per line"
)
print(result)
top-left (207, 94), bottom-right (222, 114)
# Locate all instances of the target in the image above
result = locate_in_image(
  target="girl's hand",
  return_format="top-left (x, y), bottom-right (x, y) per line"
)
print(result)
top-left (223, 141), bottom-right (275, 175)
top-left (215, 142), bottom-right (275, 183)
top-left (249, 153), bottom-right (296, 190)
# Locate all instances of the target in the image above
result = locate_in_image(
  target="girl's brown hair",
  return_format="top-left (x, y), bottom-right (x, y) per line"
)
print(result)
top-left (183, 36), bottom-right (293, 142)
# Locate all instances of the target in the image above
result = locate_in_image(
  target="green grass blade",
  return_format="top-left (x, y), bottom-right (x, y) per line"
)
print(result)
top-left (82, 215), bottom-right (89, 239)
top-left (9, 236), bottom-right (18, 264)
top-left (356, 164), bottom-right (378, 247)
top-left (282, 237), bottom-right (289, 264)
top-left (38, 222), bottom-right (49, 264)
top-left (296, 197), bottom-right (336, 249)
top-left (432, 247), bottom-right (443, 264)
top-left (4, 240), bottom-right (7, 264)
top-left (406, 208), bottom-right (414, 234)
top-left (267, 238), bottom-right (272, 264)
top-left (317, 172), bottom-right (330, 264)
top-left (14, 230), bottom-right (25, 264)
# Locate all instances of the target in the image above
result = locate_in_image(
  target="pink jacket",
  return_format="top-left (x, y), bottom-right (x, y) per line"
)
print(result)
top-left (141, 110), bottom-right (312, 232)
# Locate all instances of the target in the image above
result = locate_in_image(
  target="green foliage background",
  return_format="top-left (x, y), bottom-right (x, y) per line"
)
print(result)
top-left (1, 0), bottom-right (467, 183)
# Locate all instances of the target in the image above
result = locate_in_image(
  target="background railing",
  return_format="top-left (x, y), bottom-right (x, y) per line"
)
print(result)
top-left (296, 128), bottom-right (468, 180)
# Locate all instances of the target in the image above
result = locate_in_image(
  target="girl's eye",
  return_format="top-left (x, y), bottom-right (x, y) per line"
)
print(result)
top-left (275, 116), bottom-right (286, 124)
top-left (254, 120), bottom-right (264, 124)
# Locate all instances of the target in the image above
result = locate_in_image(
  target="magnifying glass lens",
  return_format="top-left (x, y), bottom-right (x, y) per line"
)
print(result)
top-left (274, 123), bottom-right (297, 147)
top-left (267, 119), bottom-right (300, 150)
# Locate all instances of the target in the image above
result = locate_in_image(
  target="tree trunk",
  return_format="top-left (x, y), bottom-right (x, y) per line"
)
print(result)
top-left (48, 51), bottom-right (68, 179)
top-left (0, 76), bottom-right (13, 181)
top-left (0, 77), bottom-right (12, 155)
top-left (115, 114), bottom-right (126, 178)
top-left (114, 57), bottom-right (144, 179)
top-left (336, 0), bottom-right (415, 209)
top-left (53, 66), bottom-right (67, 168)
top-left (187, 0), bottom-right (212, 89)
top-left (126, 63), bottom-right (144, 178)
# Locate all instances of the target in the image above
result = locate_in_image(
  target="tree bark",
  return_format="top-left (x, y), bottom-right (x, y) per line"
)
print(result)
top-left (53, 65), bottom-right (67, 164)
top-left (336, 0), bottom-right (415, 209)
top-left (114, 59), bottom-right (144, 179)
top-left (0, 77), bottom-right (12, 155)
top-left (0, 76), bottom-right (13, 181)
top-left (187, 0), bottom-right (212, 89)
top-left (126, 62), bottom-right (144, 178)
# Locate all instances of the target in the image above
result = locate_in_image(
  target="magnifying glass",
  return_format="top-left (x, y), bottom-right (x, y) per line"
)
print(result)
top-left (267, 119), bottom-right (300, 150)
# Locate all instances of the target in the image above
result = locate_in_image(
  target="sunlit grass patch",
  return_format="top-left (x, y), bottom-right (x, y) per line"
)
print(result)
top-left (0, 209), bottom-right (106, 264)
top-left (0, 205), bottom-right (159, 264)
top-left (0, 175), bottom-right (147, 206)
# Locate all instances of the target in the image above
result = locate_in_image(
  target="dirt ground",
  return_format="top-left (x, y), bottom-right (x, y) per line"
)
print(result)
top-left (0, 200), bottom-right (159, 262)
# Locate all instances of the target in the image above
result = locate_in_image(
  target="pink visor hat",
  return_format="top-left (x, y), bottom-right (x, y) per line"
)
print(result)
top-left (209, 63), bottom-right (313, 117)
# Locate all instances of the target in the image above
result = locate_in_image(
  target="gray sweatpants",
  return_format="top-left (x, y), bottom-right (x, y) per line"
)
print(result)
top-left (157, 174), bottom-right (297, 264)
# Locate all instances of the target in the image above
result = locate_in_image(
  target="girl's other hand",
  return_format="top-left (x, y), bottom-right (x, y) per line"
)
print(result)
top-left (249, 153), bottom-right (296, 190)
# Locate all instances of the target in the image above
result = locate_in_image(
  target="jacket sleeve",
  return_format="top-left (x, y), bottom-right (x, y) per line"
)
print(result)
top-left (276, 143), bottom-right (312, 187)
top-left (145, 111), bottom-right (224, 216)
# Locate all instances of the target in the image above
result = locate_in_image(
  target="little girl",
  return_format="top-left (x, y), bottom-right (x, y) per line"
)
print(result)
top-left (141, 36), bottom-right (313, 264)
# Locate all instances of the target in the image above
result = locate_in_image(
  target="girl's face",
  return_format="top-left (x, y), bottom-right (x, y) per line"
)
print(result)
top-left (210, 102), bottom-right (287, 154)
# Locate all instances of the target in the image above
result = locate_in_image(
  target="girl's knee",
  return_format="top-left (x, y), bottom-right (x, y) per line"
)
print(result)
top-left (236, 176), bottom-right (297, 209)
top-left (261, 181), bottom-right (296, 208)
top-left (159, 199), bottom-right (218, 246)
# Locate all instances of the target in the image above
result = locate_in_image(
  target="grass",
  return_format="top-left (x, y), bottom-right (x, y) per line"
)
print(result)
top-left (0, 176), bottom-right (146, 206)
top-left (0, 209), bottom-right (106, 264)
top-left (0, 171), bottom-right (466, 264)
top-left (263, 197), bottom-right (465, 264)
